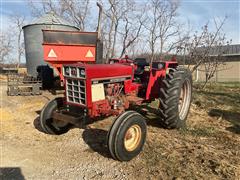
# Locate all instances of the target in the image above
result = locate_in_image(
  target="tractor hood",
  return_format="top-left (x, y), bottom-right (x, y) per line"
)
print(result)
top-left (63, 63), bottom-right (133, 80)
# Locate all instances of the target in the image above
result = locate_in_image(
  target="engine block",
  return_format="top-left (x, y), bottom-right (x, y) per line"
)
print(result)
top-left (63, 63), bottom-right (135, 117)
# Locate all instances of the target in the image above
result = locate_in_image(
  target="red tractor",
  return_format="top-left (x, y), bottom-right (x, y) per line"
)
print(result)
top-left (39, 4), bottom-right (192, 161)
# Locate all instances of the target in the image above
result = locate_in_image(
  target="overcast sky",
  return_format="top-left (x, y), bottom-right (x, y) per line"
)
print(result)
top-left (1, 0), bottom-right (239, 44)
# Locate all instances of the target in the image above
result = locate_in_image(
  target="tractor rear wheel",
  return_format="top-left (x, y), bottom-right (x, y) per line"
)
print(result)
top-left (40, 97), bottom-right (72, 135)
top-left (107, 111), bottom-right (147, 161)
top-left (158, 67), bottom-right (192, 129)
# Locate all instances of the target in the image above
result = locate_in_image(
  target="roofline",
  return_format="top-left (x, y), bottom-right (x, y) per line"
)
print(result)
top-left (42, 29), bottom-right (97, 34)
top-left (22, 23), bottom-right (79, 30)
top-left (209, 54), bottom-right (240, 57)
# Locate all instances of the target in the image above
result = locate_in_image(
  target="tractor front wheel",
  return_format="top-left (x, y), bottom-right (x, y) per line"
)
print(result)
top-left (158, 67), bottom-right (192, 129)
top-left (40, 97), bottom-right (72, 135)
top-left (107, 111), bottom-right (147, 161)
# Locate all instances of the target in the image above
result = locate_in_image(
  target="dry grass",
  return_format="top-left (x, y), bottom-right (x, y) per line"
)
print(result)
top-left (1, 82), bottom-right (240, 179)
top-left (193, 82), bottom-right (240, 130)
top-left (131, 82), bottom-right (240, 179)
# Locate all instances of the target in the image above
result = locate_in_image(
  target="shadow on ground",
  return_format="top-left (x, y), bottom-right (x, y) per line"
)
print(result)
top-left (208, 108), bottom-right (240, 134)
top-left (0, 167), bottom-right (25, 180)
top-left (33, 114), bottom-right (112, 158)
top-left (197, 91), bottom-right (239, 100)
top-left (82, 128), bottom-right (111, 159)
top-left (33, 116), bottom-right (47, 134)
top-left (130, 104), bottom-right (164, 128)
top-left (35, 110), bottom-right (41, 115)
top-left (32, 103), bottom-right (166, 159)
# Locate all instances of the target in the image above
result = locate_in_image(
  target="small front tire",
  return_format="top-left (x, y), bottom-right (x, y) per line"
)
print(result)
top-left (40, 97), bottom-right (71, 135)
top-left (107, 111), bottom-right (147, 161)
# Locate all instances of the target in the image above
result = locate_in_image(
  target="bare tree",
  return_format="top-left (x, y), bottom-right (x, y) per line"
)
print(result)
top-left (27, 0), bottom-right (91, 31)
top-left (119, 8), bottom-right (145, 58)
top-left (28, 0), bottom-right (61, 17)
top-left (178, 16), bottom-right (228, 88)
top-left (144, 0), bottom-right (182, 64)
top-left (0, 33), bottom-right (12, 63)
top-left (144, 0), bottom-right (161, 64)
top-left (101, 0), bottom-right (129, 60)
top-left (157, 0), bottom-right (180, 54)
top-left (60, 0), bottom-right (90, 30)
top-left (201, 22), bottom-right (229, 88)
top-left (102, 0), bottom-right (117, 60)
top-left (11, 15), bottom-right (26, 68)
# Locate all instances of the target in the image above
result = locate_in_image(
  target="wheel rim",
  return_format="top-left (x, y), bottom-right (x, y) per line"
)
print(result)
top-left (124, 125), bottom-right (142, 152)
top-left (178, 79), bottom-right (191, 120)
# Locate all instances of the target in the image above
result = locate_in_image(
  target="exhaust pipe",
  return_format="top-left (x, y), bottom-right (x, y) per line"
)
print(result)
top-left (97, 2), bottom-right (103, 40)
top-left (96, 2), bottom-right (104, 64)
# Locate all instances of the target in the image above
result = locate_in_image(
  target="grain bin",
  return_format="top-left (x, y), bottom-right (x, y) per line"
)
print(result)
top-left (23, 12), bottom-right (79, 77)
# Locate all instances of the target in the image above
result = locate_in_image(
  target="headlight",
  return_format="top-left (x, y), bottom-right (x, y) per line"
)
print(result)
top-left (64, 67), bottom-right (69, 75)
top-left (80, 69), bottom-right (85, 76)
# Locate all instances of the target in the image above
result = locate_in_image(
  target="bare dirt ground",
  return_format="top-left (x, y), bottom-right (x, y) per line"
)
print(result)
top-left (1, 76), bottom-right (240, 180)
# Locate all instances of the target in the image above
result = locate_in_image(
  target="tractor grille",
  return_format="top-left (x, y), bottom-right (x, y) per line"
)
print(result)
top-left (66, 78), bottom-right (86, 105)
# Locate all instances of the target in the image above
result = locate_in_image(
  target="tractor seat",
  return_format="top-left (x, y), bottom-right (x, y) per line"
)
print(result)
top-left (134, 58), bottom-right (149, 75)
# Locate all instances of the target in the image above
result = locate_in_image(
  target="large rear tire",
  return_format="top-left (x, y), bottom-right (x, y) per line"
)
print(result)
top-left (107, 111), bottom-right (147, 161)
top-left (158, 67), bottom-right (192, 129)
top-left (40, 97), bottom-right (72, 135)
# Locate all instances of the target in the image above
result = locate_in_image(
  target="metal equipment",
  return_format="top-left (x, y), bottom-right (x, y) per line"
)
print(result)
top-left (23, 12), bottom-right (79, 77)
top-left (7, 74), bottom-right (41, 96)
top-left (42, 30), bottom-right (103, 81)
